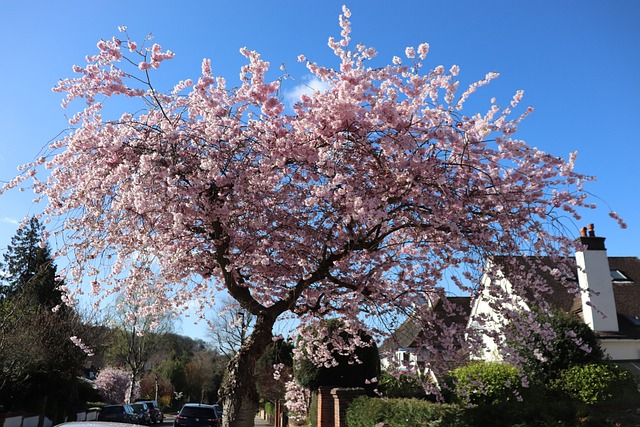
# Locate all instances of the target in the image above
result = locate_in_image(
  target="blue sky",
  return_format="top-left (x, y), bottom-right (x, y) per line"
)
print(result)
top-left (1, 1), bottom-right (639, 340)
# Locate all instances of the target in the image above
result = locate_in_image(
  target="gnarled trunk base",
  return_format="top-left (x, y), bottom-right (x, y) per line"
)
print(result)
top-left (220, 314), bottom-right (275, 427)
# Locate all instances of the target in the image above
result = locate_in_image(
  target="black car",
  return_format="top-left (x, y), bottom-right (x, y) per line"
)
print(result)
top-left (174, 403), bottom-right (221, 427)
top-left (211, 404), bottom-right (222, 418)
top-left (136, 400), bottom-right (164, 424)
top-left (131, 402), bottom-right (152, 425)
top-left (98, 404), bottom-right (137, 424)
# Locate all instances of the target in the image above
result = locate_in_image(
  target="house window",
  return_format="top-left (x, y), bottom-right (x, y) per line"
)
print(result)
top-left (396, 349), bottom-right (411, 362)
top-left (610, 269), bottom-right (631, 282)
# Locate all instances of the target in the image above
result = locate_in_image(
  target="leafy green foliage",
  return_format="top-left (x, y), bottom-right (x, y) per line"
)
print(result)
top-left (377, 371), bottom-right (427, 399)
top-left (445, 361), bottom-right (522, 406)
top-left (346, 396), bottom-right (463, 427)
top-left (0, 217), bottom-right (64, 307)
top-left (552, 363), bottom-right (637, 405)
top-left (515, 309), bottom-right (605, 384)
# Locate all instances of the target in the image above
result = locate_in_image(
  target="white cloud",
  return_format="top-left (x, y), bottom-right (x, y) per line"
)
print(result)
top-left (284, 76), bottom-right (330, 107)
top-left (0, 217), bottom-right (19, 225)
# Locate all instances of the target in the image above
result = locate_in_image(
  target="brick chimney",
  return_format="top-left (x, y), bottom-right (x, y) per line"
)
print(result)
top-left (576, 224), bottom-right (619, 332)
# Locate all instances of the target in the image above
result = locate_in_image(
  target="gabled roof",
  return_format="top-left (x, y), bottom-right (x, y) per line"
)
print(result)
top-left (490, 255), bottom-right (640, 340)
top-left (380, 296), bottom-right (471, 354)
top-left (488, 255), bottom-right (579, 313)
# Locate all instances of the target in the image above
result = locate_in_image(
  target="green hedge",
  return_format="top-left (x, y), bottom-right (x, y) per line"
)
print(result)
top-left (346, 397), bottom-right (463, 427)
top-left (377, 372), bottom-right (427, 399)
top-left (263, 400), bottom-right (275, 416)
top-left (444, 361), bottom-right (522, 406)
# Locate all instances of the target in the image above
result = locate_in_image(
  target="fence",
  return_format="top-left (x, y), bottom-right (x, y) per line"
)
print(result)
top-left (0, 410), bottom-right (99, 427)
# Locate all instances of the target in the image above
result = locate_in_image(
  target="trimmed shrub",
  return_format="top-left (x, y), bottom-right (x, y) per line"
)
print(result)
top-left (346, 396), bottom-right (463, 427)
top-left (263, 400), bottom-right (275, 416)
top-left (294, 319), bottom-right (380, 394)
top-left (377, 372), bottom-right (427, 399)
top-left (445, 361), bottom-right (522, 406)
top-left (552, 363), bottom-right (637, 405)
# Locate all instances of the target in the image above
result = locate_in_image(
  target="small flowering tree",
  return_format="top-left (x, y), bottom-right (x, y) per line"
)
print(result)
top-left (284, 379), bottom-right (311, 424)
top-left (95, 367), bottom-right (139, 404)
top-left (1, 6), bottom-right (622, 427)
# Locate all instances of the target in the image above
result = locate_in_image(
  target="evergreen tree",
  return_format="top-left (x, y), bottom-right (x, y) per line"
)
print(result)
top-left (0, 217), bottom-right (88, 420)
top-left (0, 216), bottom-right (63, 307)
top-left (294, 319), bottom-right (380, 395)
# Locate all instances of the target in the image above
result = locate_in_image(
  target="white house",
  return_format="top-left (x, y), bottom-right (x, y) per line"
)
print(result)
top-left (470, 224), bottom-right (640, 366)
top-left (382, 224), bottom-right (640, 378)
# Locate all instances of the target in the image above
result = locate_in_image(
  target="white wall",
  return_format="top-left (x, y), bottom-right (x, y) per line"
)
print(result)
top-left (601, 340), bottom-right (640, 361)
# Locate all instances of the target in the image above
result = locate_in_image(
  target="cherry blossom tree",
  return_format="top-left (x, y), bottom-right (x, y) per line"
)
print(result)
top-left (1, 6), bottom-right (620, 427)
top-left (106, 293), bottom-right (173, 404)
top-left (95, 366), bottom-right (138, 404)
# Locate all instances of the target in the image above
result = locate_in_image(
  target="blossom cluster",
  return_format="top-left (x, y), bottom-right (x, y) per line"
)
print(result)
top-left (284, 380), bottom-right (310, 423)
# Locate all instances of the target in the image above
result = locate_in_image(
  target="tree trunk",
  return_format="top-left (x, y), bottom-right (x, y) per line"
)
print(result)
top-left (128, 372), bottom-right (136, 403)
top-left (220, 314), bottom-right (275, 427)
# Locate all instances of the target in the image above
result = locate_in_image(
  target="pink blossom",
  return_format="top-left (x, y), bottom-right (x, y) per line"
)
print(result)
top-left (417, 43), bottom-right (430, 59)
top-left (70, 336), bottom-right (95, 356)
top-left (609, 211), bottom-right (627, 229)
top-left (405, 46), bottom-right (416, 59)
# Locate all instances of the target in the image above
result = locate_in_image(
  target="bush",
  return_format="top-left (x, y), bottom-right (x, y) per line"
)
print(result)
top-left (346, 396), bottom-right (463, 427)
top-left (263, 400), bottom-right (275, 416)
top-left (294, 319), bottom-right (380, 394)
top-left (552, 363), bottom-right (637, 405)
top-left (445, 361), bottom-right (522, 406)
top-left (514, 309), bottom-right (605, 384)
top-left (377, 372), bottom-right (427, 399)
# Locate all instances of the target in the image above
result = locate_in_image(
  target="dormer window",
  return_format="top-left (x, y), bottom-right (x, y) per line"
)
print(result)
top-left (610, 269), bottom-right (631, 282)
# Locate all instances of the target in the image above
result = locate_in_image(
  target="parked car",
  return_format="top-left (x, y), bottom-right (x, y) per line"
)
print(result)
top-left (174, 403), bottom-right (221, 427)
top-left (98, 404), bottom-right (137, 424)
top-left (135, 400), bottom-right (164, 424)
top-left (57, 423), bottom-right (135, 427)
top-left (211, 404), bottom-right (222, 418)
top-left (131, 402), bottom-right (152, 425)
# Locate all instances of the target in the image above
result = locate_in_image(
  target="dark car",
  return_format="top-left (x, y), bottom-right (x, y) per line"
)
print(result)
top-left (130, 402), bottom-right (152, 425)
top-left (174, 403), bottom-right (221, 427)
top-left (135, 400), bottom-right (164, 424)
top-left (211, 404), bottom-right (222, 418)
top-left (98, 404), bottom-right (137, 424)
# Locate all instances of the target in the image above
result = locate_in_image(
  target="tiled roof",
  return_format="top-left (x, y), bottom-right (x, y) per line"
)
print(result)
top-left (489, 255), bottom-right (579, 313)
top-left (493, 256), bottom-right (640, 340)
top-left (609, 257), bottom-right (640, 317)
top-left (380, 296), bottom-right (471, 353)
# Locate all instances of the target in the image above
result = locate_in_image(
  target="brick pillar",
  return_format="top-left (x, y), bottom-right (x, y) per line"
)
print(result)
top-left (331, 388), bottom-right (365, 427)
top-left (316, 386), bottom-right (335, 427)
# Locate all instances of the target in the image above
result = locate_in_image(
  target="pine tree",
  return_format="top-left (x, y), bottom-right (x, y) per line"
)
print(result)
top-left (0, 217), bottom-right (88, 420)
top-left (0, 216), bottom-right (63, 308)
